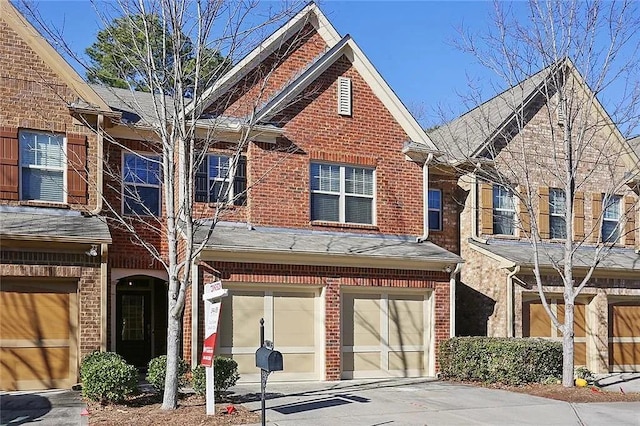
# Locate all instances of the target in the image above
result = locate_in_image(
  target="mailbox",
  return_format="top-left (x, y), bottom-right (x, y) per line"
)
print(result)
top-left (255, 346), bottom-right (283, 372)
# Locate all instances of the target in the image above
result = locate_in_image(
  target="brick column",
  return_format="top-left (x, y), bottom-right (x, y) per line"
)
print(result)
top-left (324, 277), bottom-right (341, 380)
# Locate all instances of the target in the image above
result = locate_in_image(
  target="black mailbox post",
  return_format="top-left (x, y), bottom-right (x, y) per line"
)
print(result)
top-left (256, 319), bottom-right (283, 426)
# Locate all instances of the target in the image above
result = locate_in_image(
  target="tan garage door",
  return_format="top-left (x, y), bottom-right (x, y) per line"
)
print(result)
top-left (0, 281), bottom-right (78, 390)
top-left (341, 291), bottom-right (431, 379)
top-left (522, 298), bottom-right (587, 365)
top-left (217, 287), bottom-right (320, 381)
top-left (609, 302), bottom-right (640, 372)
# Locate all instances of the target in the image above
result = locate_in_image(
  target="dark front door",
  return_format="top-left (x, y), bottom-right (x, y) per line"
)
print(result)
top-left (116, 291), bottom-right (152, 368)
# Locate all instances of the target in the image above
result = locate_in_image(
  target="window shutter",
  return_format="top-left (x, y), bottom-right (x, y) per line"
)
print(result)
top-left (625, 196), bottom-right (636, 247)
top-left (518, 187), bottom-right (531, 235)
top-left (0, 127), bottom-right (19, 200)
top-left (574, 191), bottom-right (585, 240)
top-left (480, 183), bottom-right (493, 235)
top-left (195, 156), bottom-right (208, 202)
top-left (591, 193), bottom-right (602, 243)
top-left (337, 77), bottom-right (352, 116)
top-left (66, 133), bottom-right (87, 204)
top-left (538, 186), bottom-right (550, 239)
top-left (233, 156), bottom-right (247, 206)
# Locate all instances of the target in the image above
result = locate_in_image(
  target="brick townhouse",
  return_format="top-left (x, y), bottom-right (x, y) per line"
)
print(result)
top-left (428, 60), bottom-right (640, 374)
top-left (0, 2), bottom-right (462, 390)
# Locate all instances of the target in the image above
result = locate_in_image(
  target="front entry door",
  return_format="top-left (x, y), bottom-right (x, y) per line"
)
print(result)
top-left (116, 291), bottom-right (151, 368)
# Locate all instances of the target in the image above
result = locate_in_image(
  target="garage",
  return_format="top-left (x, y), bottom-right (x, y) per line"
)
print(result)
top-left (609, 302), bottom-right (640, 372)
top-left (217, 286), bottom-right (321, 381)
top-left (522, 298), bottom-right (587, 365)
top-left (0, 281), bottom-right (78, 391)
top-left (341, 290), bottom-right (432, 379)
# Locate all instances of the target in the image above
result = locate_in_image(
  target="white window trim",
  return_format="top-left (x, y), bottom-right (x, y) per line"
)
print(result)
top-left (310, 162), bottom-right (376, 225)
top-left (549, 188), bottom-right (566, 239)
top-left (337, 77), bottom-right (352, 116)
top-left (602, 195), bottom-right (622, 243)
top-left (493, 186), bottom-right (516, 235)
top-left (121, 151), bottom-right (162, 216)
top-left (19, 130), bottom-right (67, 204)
top-left (206, 154), bottom-right (235, 203)
top-left (428, 189), bottom-right (442, 231)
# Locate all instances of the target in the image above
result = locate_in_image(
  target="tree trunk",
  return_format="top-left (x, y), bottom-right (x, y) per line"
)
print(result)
top-left (561, 299), bottom-right (575, 387)
top-left (161, 279), bottom-right (182, 410)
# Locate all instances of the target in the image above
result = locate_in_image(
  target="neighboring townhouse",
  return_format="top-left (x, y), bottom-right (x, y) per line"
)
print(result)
top-left (1, 2), bottom-right (462, 390)
top-left (429, 61), bottom-right (640, 374)
top-left (0, 2), bottom-right (114, 390)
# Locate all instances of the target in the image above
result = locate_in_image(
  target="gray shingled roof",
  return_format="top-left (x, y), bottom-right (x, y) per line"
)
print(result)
top-left (195, 222), bottom-right (462, 265)
top-left (470, 238), bottom-right (640, 271)
top-left (90, 84), bottom-right (177, 126)
top-left (629, 136), bottom-right (640, 159)
top-left (0, 206), bottom-right (112, 243)
top-left (427, 67), bottom-right (551, 160)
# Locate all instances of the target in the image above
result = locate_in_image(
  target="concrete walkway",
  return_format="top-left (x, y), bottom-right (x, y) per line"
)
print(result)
top-left (230, 378), bottom-right (640, 425)
top-left (0, 389), bottom-right (87, 426)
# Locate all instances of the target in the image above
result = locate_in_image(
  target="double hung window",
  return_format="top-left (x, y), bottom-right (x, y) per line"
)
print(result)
top-left (310, 163), bottom-right (374, 224)
top-left (549, 189), bottom-right (566, 239)
top-left (602, 195), bottom-right (622, 243)
top-left (493, 185), bottom-right (515, 235)
top-left (20, 131), bottom-right (65, 202)
top-left (195, 154), bottom-right (246, 205)
top-left (428, 189), bottom-right (442, 231)
top-left (122, 153), bottom-right (161, 216)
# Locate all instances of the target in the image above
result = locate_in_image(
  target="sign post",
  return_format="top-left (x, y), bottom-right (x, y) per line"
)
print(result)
top-left (202, 281), bottom-right (228, 415)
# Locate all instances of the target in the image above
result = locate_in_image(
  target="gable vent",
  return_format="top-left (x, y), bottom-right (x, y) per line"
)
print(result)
top-left (337, 77), bottom-right (352, 116)
top-left (556, 105), bottom-right (565, 127)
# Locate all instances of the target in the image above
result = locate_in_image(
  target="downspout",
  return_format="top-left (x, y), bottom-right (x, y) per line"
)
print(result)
top-left (100, 243), bottom-right (108, 351)
top-left (506, 265), bottom-right (520, 337)
top-left (191, 258), bottom-right (200, 368)
top-left (417, 153), bottom-right (434, 243)
top-left (449, 263), bottom-right (463, 337)
top-left (90, 113), bottom-right (104, 215)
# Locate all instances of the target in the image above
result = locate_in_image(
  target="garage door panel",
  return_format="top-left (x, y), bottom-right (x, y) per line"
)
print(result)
top-left (388, 296), bottom-right (423, 347)
top-left (226, 353), bottom-right (255, 375)
top-left (345, 295), bottom-right (381, 347)
top-left (611, 305), bottom-right (640, 337)
top-left (220, 292), bottom-right (264, 348)
top-left (274, 292), bottom-right (314, 347)
top-left (389, 351), bottom-right (424, 371)
top-left (524, 302), bottom-right (552, 337)
top-left (0, 282), bottom-right (77, 391)
top-left (281, 354), bottom-right (315, 373)
top-left (609, 343), bottom-right (640, 368)
top-left (350, 352), bottom-right (381, 371)
top-left (609, 302), bottom-right (640, 371)
top-left (558, 304), bottom-right (586, 337)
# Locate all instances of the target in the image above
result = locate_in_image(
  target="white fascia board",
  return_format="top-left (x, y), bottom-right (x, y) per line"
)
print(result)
top-left (185, 3), bottom-right (341, 117)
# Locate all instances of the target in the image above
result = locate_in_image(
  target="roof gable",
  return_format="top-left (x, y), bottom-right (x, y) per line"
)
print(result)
top-left (1, 1), bottom-right (110, 111)
top-left (186, 2), bottom-right (341, 118)
top-left (255, 35), bottom-right (435, 148)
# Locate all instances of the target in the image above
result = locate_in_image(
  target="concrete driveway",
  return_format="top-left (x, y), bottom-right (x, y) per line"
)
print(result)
top-left (231, 378), bottom-right (640, 425)
top-left (0, 389), bottom-right (87, 426)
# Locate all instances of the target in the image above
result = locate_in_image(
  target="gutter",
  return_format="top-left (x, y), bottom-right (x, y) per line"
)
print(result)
top-left (417, 153), bottom-right (434, 243)
top-left (506, 265), bottom-right (520, 338)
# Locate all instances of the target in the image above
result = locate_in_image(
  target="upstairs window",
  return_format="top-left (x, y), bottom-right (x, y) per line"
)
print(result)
top-left (602, 195), bottom-right (622, 243)
top-left (310, 163), bottom-right (374, 224)
top-left (195, 154), bottom-right (246, 205)
top-left (493, 185), bottom-right (515, 235)
top-left (122, 153), bottom-right (161, 216)
top-left (20, 131), bottom-right (65, 202)
top-left (549, 188), bottom-right (566, 239)
top-left (428, 189), bottom-right (442, 231)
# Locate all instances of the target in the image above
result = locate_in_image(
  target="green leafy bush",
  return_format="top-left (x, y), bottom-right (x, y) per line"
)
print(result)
top-left (80, 351), bottom-right (138, 403)
top-left (191, 357), bottom-right (240, 397)
top-left (574, 366), bottom-right (593, 381)
top-left (146, 355), bottom-right (189, 394)
top-left (439, 337), bottom-right (562, 385)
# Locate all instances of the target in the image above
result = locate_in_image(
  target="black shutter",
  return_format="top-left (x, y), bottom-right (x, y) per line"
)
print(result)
top-left (233, 156), bottom-right (247, 206)
top-left (195, 156), bottom-right (208, 202)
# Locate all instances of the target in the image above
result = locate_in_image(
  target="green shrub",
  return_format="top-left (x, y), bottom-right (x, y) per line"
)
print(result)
top-left (439, 337), bottom-right (562, 385)
top-left (192, 365), bottom-right (206, 396)
top-left (80, 351), bottom-right (138, 403)
top-left (146, 355), bottom-right (189, 394)
top-left (191, 357), bottom-right (240, 397)
top-left (574, 366), bottom-right (593, 381)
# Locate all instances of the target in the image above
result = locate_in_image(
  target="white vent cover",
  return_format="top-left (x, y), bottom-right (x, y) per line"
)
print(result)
top-left (337, 77), bottom-right (352, 116)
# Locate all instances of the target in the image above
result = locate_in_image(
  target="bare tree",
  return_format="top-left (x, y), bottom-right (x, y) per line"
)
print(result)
top-left (22, 0), bottom-right (311, 409)
top-left (431, 0), bottom-right (640, 386)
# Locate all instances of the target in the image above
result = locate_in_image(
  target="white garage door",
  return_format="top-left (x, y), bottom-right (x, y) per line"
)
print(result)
top-left (217, 286), bottom-right (321, 381)
top-left (341, 291), bottom-right (432, 379)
